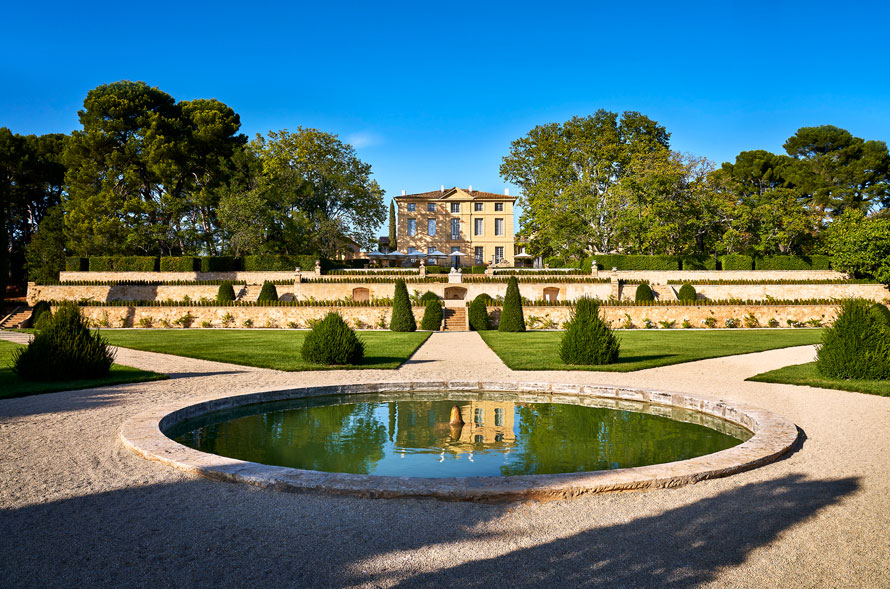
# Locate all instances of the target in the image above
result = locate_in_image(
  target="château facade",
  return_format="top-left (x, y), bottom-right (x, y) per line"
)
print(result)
top-left (394, 186), bottom-right (516, 267)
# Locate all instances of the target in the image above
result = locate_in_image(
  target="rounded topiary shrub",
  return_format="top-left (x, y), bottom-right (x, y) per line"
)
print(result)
top-left (558, 297), bottom-right (620, 365)
top-left (498, 277), bottom-right (525, 332)
top-left (469, 294), bottom-right (492, 331)
top-left (634, 283), bottom-right (655, 302)
top-left (419, 291), bottom-right (439, 304)
top-left (816, 299), bottom-right (890, 380)
top-left (870, 302), bottom-right (890, 328)
top-left (421, 299), bottom-right (443, 330)
top-left (256, 280), bottom-right (278, 302)
top-left (30, 300), bottom-right (53, 329)
top-left (13, 302), bottom-right (115, 381)
top-left (300, 312), bottom-right (365, 365)
top-left (216, 281), bottom-right (236, 303)
top-left (677, 283), bottom-right (696, 302)
top-left (390, 279), bottom-right (416, 332)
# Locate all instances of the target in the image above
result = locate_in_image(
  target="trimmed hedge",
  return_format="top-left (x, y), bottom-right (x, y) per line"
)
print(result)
top-left (243, 254), bottom-right (318, 272)
top-left (200, 256), bottom-right (241, 272)
top-left (89, 256), bottom-right (159, 272)
top-left (419, 291), bottom-right (439, 303)
top-left (30, 300), bottom-right (53, 329)
top-left (216, 282), bottom-right (236, 303)
top-left (498, 277), bottom-right (526, 332)
top-left (677, 283), bottom-right (697, 301)
top-left (587, 255), bottom-right (680, 271)
top-left (681, 255), bottom-right (718, 270)
top-left (471, 265), bottom-right (487, 274)
top-left (300, 312), bottom-right (365, 365)
top-left (754, 255), bottom-right (831, 270)
top-left (256, 281), bottom-right (278, 302)
top-left (816, 299), bottom-right (890, 380)
top-left (469, 294), bottom-right (492, 331)
top-left (65, 257), bottom-right (88, 271)
top-left (720, 254), bottom-right (754, 271)
top-left (421, 299), bottom-right (443, 330)
top-left (160, 257), bottom-right (199, 272)
top-left (634, 283), bottom-right (655, 302)
top-left (390, 279), bottom-right (417, 332)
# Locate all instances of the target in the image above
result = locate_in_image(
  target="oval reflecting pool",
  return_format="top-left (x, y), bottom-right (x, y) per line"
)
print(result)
top-left (166, 392), bottom-right (753, 478)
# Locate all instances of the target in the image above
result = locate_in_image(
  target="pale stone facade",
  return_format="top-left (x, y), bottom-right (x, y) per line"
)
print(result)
top-left (395, 187), bottom-right (516, 266)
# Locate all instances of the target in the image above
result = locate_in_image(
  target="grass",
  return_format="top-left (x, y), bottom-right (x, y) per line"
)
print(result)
top-left (478, 329), bottom-right (823, 372)
top-left (0, 339), bottom-right (166, 399)
top-left (100, 329), bottom-right (431, 371)
top-left (747, 362), bottom-right (890, 396)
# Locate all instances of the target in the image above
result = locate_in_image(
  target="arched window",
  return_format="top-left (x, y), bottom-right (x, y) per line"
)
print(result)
top-left (352, 287), bottom-right (370, 302)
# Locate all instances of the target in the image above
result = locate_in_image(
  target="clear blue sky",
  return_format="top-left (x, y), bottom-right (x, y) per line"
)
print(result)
top-left (3, 0), bottom-right (889, 228)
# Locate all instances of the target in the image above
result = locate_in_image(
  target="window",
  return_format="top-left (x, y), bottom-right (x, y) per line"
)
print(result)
top-left (474, 247), bottom-right (484, 264)
top-left (407, 246), bottom-right (417, 254)
top-left (407, 203), bottom-right (416, 212)
top-left (495, 202), bottom-right (504, 211)
top-left (495, 218), bottom-right (504, 236)
top-left (474, 218), bottom-right (483, 236)
top-left (474, 408), bottom-right (484, 425)
top-left (450, 202), bottom-right (460, 213)
top-left (450, 218), bottom-right (460, 240)
top-left (495, 247), bottom-right (504, 263)
top-left (427, 218), bottom-right (436, 236)
top-left (451, 246), bottom-right (461, 268)
top-left (427, 203), bottom-right (436, 212)
top-left (427, 246), bottom-right (436, 265)
top-left (494, 408), bottom-right (504, 427)
top-left (407, 218), bottom-right (416, 236)
top-left (474, 202), bottom-right (483, 212)
top-left (474, 434), bottom-right (484, 443)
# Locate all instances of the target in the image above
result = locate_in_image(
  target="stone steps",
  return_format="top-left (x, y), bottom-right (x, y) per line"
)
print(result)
top-left (0, 306), bottom-right (32, 329)
top-left (442, 307), bottom-right (468, 331)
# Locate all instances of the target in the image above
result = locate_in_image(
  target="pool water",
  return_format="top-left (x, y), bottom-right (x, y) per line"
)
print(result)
top-left (168, 393), bottom-right (751, 478)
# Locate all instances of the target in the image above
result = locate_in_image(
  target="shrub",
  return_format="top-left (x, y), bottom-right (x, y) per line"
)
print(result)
top-left (425, 265), bottom-right (445, 274)
top-left (419, 291), bottom-right (439, 304)
top-left (469, 294), bottom-right (491, 331)
top-left (216, 281), bottom-right (236, 303)
top-left (256, 280), bottom-right (279, 302)
top-left (88, 256), bottom-right (158, 272)
top-left (160, 257), bottom-right (199, 272)
top-left (498, 277), bottom-right (526, 332)
top-left (390, 279), bottom-right (416, 331)
top-left (755, 255), bottom-right (831, 270)
top-left (720, 254), bottom-right (754, 271)
top-left (677, 283), bottom-right (696, 301)
top-left (743, 313), bottom-right (761, 328)
top-left (634, 283), bottom-right (655, 302)
top-left (301, 312), bottom-right (365, 365)
top-left (869, 303), bottom-right (890, 328)
top-left (816, 299), bottom-right (890, 380)
top-left (471, 265), bottom-right (486, 274)
top-left (558, 298), bottom-right (620, 365)
top-left (12, 302), bottom-right (115, 381)
top-left (588, 255), bottom-right (680, 271)
top-left (65, 257), bottom-right (88, 271)
top-left (768, 318), bottom-right (780, 328)
top-left (200, 256), bottom-right (241, 272)
top-left (681, 255), bottom-right (717, 270)
top-left (30, 300), bottom-right (53, 329)
top-left (421, 299), bottom-right (443, 330)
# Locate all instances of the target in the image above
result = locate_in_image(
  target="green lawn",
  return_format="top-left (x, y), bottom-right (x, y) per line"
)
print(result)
top-left (100, 329), bottom-right (431, 371)
top-left (0, 339), bottom-right (166, 399)
top-left (479, 329), bottom-right (823, 372)
top-left (747, 362), bottom-right (890, 397)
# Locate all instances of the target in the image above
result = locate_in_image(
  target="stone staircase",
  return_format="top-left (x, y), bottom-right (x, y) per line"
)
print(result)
top-left (442, 307), bottom-right (468, 331)
top-left (0, 306), bottom-right (32, 329)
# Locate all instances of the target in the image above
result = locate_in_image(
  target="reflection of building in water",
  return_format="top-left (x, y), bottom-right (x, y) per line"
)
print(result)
top-left (391, 400), bottom-right (515, 455)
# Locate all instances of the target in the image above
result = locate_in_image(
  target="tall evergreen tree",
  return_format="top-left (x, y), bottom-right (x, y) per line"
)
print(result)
top-left (388, 200), bottom-right (397, 251)
top-left (498, 277), bottom-right (526, 332)
top-left (390, 279), bottom-right (416, 331)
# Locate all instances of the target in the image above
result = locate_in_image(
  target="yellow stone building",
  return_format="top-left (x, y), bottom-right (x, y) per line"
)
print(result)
top-left (394, 186), bottom-right (516, 266)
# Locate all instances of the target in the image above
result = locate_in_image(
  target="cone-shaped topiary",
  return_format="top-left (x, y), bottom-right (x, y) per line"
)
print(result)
top-left (816, 299), bottom-right (890, 380)
top-left (421, 299), bottom-right (443, 330)
top-left (390, 279), bottom-right (416, 331)
top-left (13, 301), bottom-right (115, 381)
top-left (469, 294), bottom-right (492, 331)
top-left (635, 283), bottom-right (654, 302)
top-left (870, 302), bottom-right (890, 328)
top-left (256, 280), bottom-right (278, 302)
top-left (677, 283), bottom-right (696, 301)
top-left (216, 281), bottom-right (236, 303)
top-left (498, 277), bottom-right (526, 332)
top-left (419, 291), bottom-right (439, 304)
top-left (30, 300), bottom-right (52, 329)
top-left (558, 297), bottom-right (620, 365)
top-left (300, 312), bottom-right (365, 365)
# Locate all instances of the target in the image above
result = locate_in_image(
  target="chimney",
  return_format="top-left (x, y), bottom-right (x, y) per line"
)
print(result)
top-left (401, 189), bottom-right (406, 196)
top-left (469, 184), bottom-right (473, 193)
top-left (440, 185), bottom-right (444, 193)
top-left (504, 188), bottom-right (510, 196)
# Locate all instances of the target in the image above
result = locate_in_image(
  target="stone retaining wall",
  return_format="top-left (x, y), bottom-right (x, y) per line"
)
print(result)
top-left (71, 303), bottom-right (840, 329)
top-left (59, 271), bottom-right (310, 283)
top-left (600, 270), bottom-right (847, 284)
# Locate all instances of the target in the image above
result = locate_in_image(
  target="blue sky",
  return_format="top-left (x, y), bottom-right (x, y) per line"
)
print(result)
top-left (3, 0), bottom-right (889, 226)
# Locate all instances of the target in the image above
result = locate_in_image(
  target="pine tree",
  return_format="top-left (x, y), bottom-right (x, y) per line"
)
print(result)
top-left (388, 200), bottom-right (397, 251)
top-left (498, 277), bottom-right (526, 332)
top-left (558, 297), bottom-right (620, 365)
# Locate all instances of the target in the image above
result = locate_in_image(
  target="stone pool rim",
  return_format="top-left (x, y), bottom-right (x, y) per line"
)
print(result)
top-left (120, 381), bottom-right (799, 501)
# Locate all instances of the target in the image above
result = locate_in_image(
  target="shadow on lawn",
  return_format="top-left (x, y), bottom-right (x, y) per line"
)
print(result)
top-left (0, 473), bottom-right (858, 587)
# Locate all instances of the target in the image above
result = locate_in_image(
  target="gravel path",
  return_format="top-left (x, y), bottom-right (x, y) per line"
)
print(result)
top-left (1, 330), bottom-right (888, 588)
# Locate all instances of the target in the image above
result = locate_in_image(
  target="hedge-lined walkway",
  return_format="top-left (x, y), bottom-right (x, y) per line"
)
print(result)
top-left (0, 331), bottom-right (888, 587)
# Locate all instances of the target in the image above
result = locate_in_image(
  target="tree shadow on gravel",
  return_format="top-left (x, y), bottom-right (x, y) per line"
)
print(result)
top-left (0, 473), bottom-right (857, 588)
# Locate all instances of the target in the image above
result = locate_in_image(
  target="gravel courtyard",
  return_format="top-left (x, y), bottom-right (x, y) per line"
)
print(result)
top-left (1, 331), bottom-right (887, 588)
